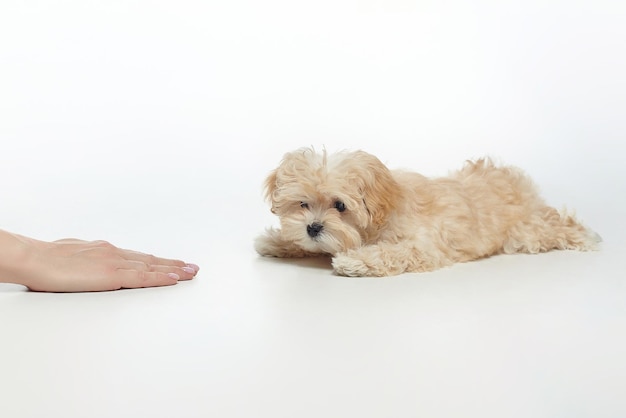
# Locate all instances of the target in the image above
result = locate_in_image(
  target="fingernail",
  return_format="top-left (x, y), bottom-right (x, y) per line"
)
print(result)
top-left (181, 267), bottom-right (195, 274)
top-left (186, 263), bottom-right (200, 272)
top-left (167, 273), bottom-right (180, 281)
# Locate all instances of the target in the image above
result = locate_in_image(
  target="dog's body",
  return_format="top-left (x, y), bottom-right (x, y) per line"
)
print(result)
top-left (255, 148), bottom-right (600, 277)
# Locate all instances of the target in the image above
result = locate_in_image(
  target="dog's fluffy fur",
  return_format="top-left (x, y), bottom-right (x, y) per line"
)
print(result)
top-left (255, 148), bottom-right (600, 277)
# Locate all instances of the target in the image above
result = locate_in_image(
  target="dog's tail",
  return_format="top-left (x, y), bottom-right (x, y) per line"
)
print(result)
top-left (503, 207), bottom-right (601, 254)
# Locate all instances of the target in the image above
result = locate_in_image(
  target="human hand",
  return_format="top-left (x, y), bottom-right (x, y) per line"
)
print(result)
top-left (18, 237), bottom-right (199, 292)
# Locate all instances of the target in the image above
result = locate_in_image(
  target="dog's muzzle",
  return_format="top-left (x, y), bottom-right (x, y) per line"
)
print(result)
top-left (307, 222), bottom-right (324, 238)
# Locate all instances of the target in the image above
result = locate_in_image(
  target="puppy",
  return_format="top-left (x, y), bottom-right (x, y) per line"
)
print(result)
top-left (255, 148), bottom-right (600, 277)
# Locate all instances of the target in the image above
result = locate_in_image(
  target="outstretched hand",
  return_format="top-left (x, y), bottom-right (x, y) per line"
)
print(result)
top-left (1, 230), bottom-right (199, 292)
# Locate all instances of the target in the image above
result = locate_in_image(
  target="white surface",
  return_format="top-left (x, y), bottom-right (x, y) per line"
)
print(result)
top-left (1, 1), bottom-right (625, 417)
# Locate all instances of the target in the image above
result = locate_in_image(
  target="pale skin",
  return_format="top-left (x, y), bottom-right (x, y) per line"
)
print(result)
top-left (0, 229), bottom-right (199, 292)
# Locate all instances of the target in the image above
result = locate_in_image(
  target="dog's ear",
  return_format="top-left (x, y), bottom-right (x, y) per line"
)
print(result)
top-left (263, 169), bottom-right (279, 214)
top-left (262, 148), bottom-right (317, 215)
top-left (349, 151), bottom-right (400, 228)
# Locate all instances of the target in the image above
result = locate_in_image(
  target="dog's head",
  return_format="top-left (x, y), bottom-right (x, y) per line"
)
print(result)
top-left (263, 148), bottom-right (400, 254)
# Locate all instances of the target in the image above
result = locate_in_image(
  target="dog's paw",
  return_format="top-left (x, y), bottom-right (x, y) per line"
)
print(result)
top-left (332, 244), bottom-right (418, 277)
top-left (254, 229), bottom-right (289, 257)
top-left (254, 237), bottom-right (280, 257)
top-left (254, 228), bottom-right (314, 258)
top-left (332, 253), bottom-right (369, 277)
top-left (332, 253), bottom-right (387, 277)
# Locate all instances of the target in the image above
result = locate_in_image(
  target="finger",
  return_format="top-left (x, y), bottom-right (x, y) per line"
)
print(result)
top-left (118, 250), bottom-right (199, 276)
top-left (119, 260), bottom-right (152, 273)
top-left (186, 263), bottom-right (200, 274)
top-left (149, 264), bottom-right (197, 281)
top-left (115, 269), bottom-right (180, 289)
top-left (119, 260), bottom-right (197, 281)
top-left (118, 249), bottom-right (188, 268)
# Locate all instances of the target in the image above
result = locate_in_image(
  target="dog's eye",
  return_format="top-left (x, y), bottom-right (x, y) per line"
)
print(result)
top-left (334, 201), bottom-right (346, 212)
top-left (300, 202), bottom-right (309, 209)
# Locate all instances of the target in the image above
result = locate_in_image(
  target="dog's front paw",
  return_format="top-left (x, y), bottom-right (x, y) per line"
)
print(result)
top-left (254, 230), bottom-right (292, 257)
top-left (332, 253), bottom-right (371, 277)
top-left (255, 228), bottom-right (314, 258)
top-left (332, 252), bottom-right (388, 277)
top-left (332, 244), bottom-right (415, 277)
top-left (254, 230), bottom-right (280, 256)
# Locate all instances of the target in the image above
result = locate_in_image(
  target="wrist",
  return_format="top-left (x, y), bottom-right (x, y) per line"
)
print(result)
top-left (0, 230), bottom-right (38, 288)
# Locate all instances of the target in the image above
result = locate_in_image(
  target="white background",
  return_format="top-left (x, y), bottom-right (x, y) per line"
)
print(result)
top-left (1, 1), bottom-right (625, 417)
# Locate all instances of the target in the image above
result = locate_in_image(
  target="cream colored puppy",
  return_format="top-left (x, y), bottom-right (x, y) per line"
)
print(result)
top-left (255, 148), bottom-right (600, 277)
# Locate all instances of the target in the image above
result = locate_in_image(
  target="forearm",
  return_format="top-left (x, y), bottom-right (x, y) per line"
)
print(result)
top-left (0, 229), bottom-right (35, 287)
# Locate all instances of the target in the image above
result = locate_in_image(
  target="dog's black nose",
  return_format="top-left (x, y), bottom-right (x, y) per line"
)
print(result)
top-left (307, 222), bottom-right (324, 238)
